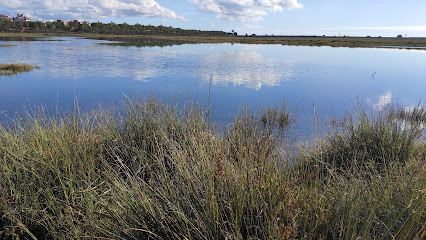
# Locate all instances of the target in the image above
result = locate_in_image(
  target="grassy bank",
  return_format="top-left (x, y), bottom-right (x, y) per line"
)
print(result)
top-left (0, 63), bottom-right (40, 76)
top-left (2, 32), bottom-right (426, 48)
top-left (0, 98), bottom-right (425, 239)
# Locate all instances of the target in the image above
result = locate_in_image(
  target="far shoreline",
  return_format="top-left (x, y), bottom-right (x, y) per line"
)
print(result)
top-left (1, 32), bottom-right (426, 49)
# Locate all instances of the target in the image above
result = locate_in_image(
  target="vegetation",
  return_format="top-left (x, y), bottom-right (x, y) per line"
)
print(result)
top-left (1, 20), bottom-right (426, 48)
top-left (94, 35), bottom-right (426, 48)
top-left (0, 63), bottom-right (39, 76)
top-left (96, 36), bottom-right (193, 48)
top-left (0, 20), bottom-right (231, 37)
top-left (0, 97), bottom-right (425, 239)
top-left (0, 44), bottom-right (16, 47)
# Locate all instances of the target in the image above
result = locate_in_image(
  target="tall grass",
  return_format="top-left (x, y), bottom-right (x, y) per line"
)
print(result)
top-left (297, 104), bottom-right (425, 239)
top-left (0, 98), bottom-right (425, 239)
top-left (312, 105), bottom-right (423, 174)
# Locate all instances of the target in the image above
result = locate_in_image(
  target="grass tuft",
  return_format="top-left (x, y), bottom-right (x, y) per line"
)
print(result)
top-left (0, 63), bottom-right (40, 76)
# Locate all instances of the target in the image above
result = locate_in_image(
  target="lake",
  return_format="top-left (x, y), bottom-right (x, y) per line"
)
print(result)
top-left (1, 37), bottom-right (426, 141)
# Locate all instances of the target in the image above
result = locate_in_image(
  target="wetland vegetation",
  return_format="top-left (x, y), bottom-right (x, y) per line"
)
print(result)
top-left (2, 32), bottom-right (426, 49)
top-left (96, 36), bottom-right (193, 48)
top-left (0, 97), bottom-right (425, 239)
top-left (0, 44), bottom-right (16, 47)
top-left (0, 63), bottom-right (40, 76)
top-left (100, 35), bottom-right (426, 49)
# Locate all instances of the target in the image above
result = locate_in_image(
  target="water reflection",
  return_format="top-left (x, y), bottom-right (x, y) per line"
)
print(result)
top-left (201, 51), bottom-right (293, 90)
top-left (369, 91), bottom-right (393, 111)
top-left (8, 37), bottom-right (177, 80)
top-left (132, 69), bottom-right (158, 82)
top-left (397, 106), bottom-right (426, 130)
top-left (1, 37), bottom-right (426, 139)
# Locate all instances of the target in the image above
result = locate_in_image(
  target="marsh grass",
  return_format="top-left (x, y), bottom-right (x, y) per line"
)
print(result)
top-left (311, 105), bottom-right (423, 174)
top-left (2, 33), bottom-right (426, 49)
top-left (0, 44), bottom-right (17, 47)
top-left (0, 63), bottom-right (40, 76)
top-left (79, 34), bottom-right (426, 49)
top-left (0, 98), bottom-right (425, 239)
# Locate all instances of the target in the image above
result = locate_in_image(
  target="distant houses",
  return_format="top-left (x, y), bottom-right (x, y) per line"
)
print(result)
top-left (56, 19), bottom-right (66, 26)
top-left (67, 20), bottom-right (91, 29)
top-left (0, 13), bottom-right (94, 29)
top-left (0, 13), bottom-right (31, 22)
top-left (68, 20), bottom-right (80, 28)
top-left (0, 13), bottom-right (230, 37)
top-left (0, 14), bottom-right (13, 21)
top-left (14, 14), bottom-right (31, 22)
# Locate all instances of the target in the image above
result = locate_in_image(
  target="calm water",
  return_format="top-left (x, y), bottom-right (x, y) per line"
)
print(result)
top-left (1, 37), bottom-right (426, 140)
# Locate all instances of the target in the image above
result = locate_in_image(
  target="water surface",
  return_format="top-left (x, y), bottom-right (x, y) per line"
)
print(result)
top-left (1, 37), bottom-right (426, 141)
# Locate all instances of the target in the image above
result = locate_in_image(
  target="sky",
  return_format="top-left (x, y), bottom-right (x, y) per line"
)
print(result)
top-left (1, 0), bottom-right (426, 37)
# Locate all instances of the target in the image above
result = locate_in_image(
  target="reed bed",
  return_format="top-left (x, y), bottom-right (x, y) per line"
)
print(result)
top-left (0, 63), bottom-right (40, 76)
top-left (0, 98), bottom-right (424, 239)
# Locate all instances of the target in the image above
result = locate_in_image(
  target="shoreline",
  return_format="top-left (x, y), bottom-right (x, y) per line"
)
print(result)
top-left (2, 32), bottom-right (426, 49)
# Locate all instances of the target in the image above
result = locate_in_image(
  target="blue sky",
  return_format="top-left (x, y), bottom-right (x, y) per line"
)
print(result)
top-left (1, 0), bottom-right (425, 37)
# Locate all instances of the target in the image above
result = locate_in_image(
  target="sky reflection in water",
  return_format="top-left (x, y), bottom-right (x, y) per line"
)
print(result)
top-left (1, 37), bottom-right (426, 141)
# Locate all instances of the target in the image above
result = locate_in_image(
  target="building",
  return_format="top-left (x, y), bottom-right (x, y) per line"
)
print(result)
top-left (68, 20), bottom-right (81, 28)
top-left (81, 21), bottom-right (91, 27)
top-left (13, 14), bottom-right (31, 22)
top-left (0, 14), bottom-right (13, 21)
top-left (56, 19), bottom-right (67, 26)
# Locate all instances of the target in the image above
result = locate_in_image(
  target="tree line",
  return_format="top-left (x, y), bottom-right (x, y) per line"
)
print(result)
top-left (0, 20), bottom-right (232, 36)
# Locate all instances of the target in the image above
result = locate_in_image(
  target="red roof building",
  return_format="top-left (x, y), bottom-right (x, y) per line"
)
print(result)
top-left (0, 14), bottom-right (13, 21)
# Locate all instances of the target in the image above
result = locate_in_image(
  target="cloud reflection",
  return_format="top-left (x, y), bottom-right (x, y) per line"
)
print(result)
top-left (4, 39), bottom-right (293, 91)
top-left (26, 39), bottom-right (176, 81)
top-left (132, 69), bottom-right (158, 82)
top-left (371, 91), bottom-right (393, 111)
top-left (200, 51), bottom-right (293, 90)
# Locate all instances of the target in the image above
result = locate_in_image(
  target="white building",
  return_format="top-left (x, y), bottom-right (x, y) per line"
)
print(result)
top-left (13, 14), bottom-right (31, 22)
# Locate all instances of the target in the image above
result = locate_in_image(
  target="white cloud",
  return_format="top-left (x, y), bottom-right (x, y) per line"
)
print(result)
top-left (243, 24), bottom-right (261, 29)
top-left (0, 0), bottom-right (184, 21)
top-left (189, 0), bottom-right (302, 22)
top-left (348, 26), bottom-right (426, 32)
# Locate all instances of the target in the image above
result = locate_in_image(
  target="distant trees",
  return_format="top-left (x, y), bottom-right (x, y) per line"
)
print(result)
top-left (0, 20), bottom-right (71, 33)
top-left (0, 20), bottom-right (231, 37)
